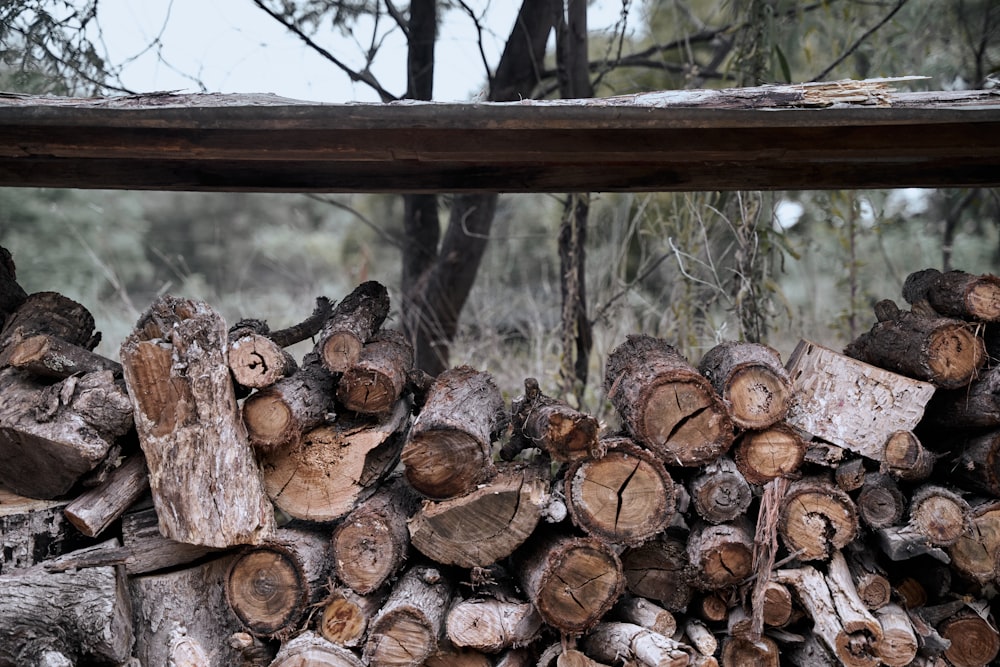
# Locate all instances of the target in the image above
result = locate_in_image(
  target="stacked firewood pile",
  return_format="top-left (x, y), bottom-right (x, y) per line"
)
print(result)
top-left (3, 241), bottom-right (1000, 667)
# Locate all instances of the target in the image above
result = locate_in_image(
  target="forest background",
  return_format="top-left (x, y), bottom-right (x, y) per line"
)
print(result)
top-left (0, 0), bottom-right (998, 418)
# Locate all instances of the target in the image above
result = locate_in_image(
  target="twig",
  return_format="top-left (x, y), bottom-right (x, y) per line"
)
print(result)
top-left (811, 0), bottom-right (910, 82)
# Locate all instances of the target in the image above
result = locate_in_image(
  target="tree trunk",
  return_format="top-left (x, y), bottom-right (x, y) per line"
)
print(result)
top-left (688, 456), bottom-right (752, 524)
top-left (259, 398), bottom-right (409, 522)
top-left (409, 463), bottom-right (550, 568)
top-left (604, 334), bottom-right (733, 467)
top-left (582, 622), bottom-right (691, 667)
top-left (269, 631), bottom-right (364, 667)
top-left (120, 295), bottom-right (274, 547)
top-left (336, 328), bottom-right (413, 416)
top-left (697, 340), bottom-right (793, 430)
top-left (401, 365), bottom-right (506, 499)
top-left (445, 597), bottom-right (543, 653)
top-left (620, 535), bottom-right (694, 612)
top-left (316, 281), bottom-right (390, 374)
top-left (902, 268), bottom-right (1000, 322)
top-left (63, 453), bottom-right (149, 538)
top-left (565, 436), bottom-right (676, 546)
top-left (732, 422), bottom-right (806, 484)
top-left (778, 477), bottom-right (859, 561)
top-left (505, 377), bottom-right (601, 462)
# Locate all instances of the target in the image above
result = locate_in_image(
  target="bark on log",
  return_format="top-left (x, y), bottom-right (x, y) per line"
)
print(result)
top-left (720, 609), bottom-right (780, 667)
top-left (845, 299), bottom-right (985, 389)
top-left (760, 580), bottom-right (794, 627)
top-left (880, 430), bottom-right (936, 482)
top-left (620, 534), bottom-right (694, 612)
top-left (336, 328), bottom-right (413, 415)
top-left (783, 632), bottom-right (839, 667)
top-left (317, 586), bottom-right (387, 648)
top-left (949, 429), bottom-right (1000, 496)
top-left (582, 622), bottom-right (691, 667)
top-left (778, 477), bottom-right (859, 561)
top-left (874, 524), bottom-right (951, 563)
top-left (926, 364), bottom-right (1000, 432)
top-left (517, 533), bottom-right (624, 633)
top-left (409, 463), bottom-right (550, 568)
top-left (332, 474), bottom-right (419, 595)
top-left (856, 472), bottom-right (906, 530)
top-left (225, 527), bottom-right (333, 639)
top-left (0, 488), bottom-right (90, 573)
top-left (120, 295), bottom-right (274, 547)
top-left (938, 608), bottom-right (1000, 667)
top-left (948, 499), bottom-right (1000, 584)
top-left (0, 367), bottom-right (132, 499)
top-left (565, 436), bottom-right (676, 546)
top-left (604, 335), bottom-right (733, 467)
top-left (505, 377), bottom-right (602, 462)
top-left (688, 455), bottom-right (751, 524)
top-left (875, 603), bottom-right (918, 667)
top-left (0, 555), bottom-right (133, 667)
top-left (611, 596), bottom-right (677, 637)
top-left (697, 340), bottom-right (792, 430)
top-left (63, 453), bottom-right (149, 538)
top-left (835, 458), bottom-right (867, 492)
top-left (687, 518), bottom-right (754, 590)
top-left (732, 423), bottom-right (806, 484)
top-left (269, 630), bottom-right (364, 667)
top-left (119, 505), bottom-right (220, 575)
top-left (242, 351), bottom-right (337, 451)
top-left (401, 365), bottom-right (506, 499)
top-left (906, 484), bottom-right (972, 547)
top-left (363, 564), bottom-right (453, 667)
top-left (259, 398), bottom-right (409, 522)
top-left (784, 339), bottom-right (936, 459)
top-left (844, 545), bottom-right (891, 611)
top-left (0, 290), bottom-right (99, 355)
top-left (317, 281), bottom-right (390, 374)
top-left (6, 332), bottom-right (122, 379)
top-left (0, 245), bottom-right (26, 330)
top-left (445, 597), bottom-right (543, 653)
top-left (903, 268), bottom-right (1000, 322)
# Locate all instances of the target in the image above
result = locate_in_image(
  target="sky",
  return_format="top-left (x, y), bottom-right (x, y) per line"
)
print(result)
top-left (91, 1), bottom-right (632, 104)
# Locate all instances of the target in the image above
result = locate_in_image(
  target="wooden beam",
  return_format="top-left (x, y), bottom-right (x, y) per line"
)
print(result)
top-left (0, 80), bottom-right (997, 193)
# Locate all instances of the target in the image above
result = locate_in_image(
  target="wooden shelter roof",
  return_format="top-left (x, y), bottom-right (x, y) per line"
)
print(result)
top-left (0, 79), bottom-right (997, 193)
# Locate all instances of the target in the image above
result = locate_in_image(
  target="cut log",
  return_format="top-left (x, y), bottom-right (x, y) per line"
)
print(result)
top-left (732, 423), bottom-right (807, 484)
top-left (903, 268), bottom-right (1000, 322)
top-left (687, 518), bottom-right (754, 590)
top-left (0, 367), bottom-right (132, 499)
top-left (760, 580), bottom-right (794, 627)
top-left (784, 339), bottom-right (936, 459)
top-left (409, 463), bottom-right (550, 568)
top-left (684, 618), bottom-right (718, 657)
top-left (835, 458), bottom-right (867, 492)
top-left (697, 340), bottom-right (793, 430)
top-left (269, 630), bottom-right (365, 667)
top-left (317, 280), bottom-right (391, 373)
top-left (6, 332), bottom-right (122, 379)
top-left (401, 365), bottom-right (506, 499)
top-left (505, 377), bottom-right (602, 462)
top-left (924, 363), bottom-right (1000, 429)
top-left (604, 334), bottom-right (734, 467)
top-left (856, 472), bottom-right (906, 530)
top-left (874, 524), bottom-right (951, 563)
top-left (612, 596), bottom-right (677, 637)
top-left (875, 603), bottom-right (918, 667)
top-left (843, 545), bottom-right (891, 611)
top-left (688, 455), bottom-right (751, 524)
top-left (938, 607), bottom-right (1000, 667)
top-left (229, 632), bottom-right (276, 667)
top-left (621, 534), bottom-right (694, 612)
top-left (906, 484), bottom-right (972, 547)
top-left (778, 477), bottom-right (859, 561)
top-left (120, 295), bottom-right (274, 547)
top-left (0, 487), bottom-right (90, 573)
top-left (720, 608), bottom-right (780, 667)
top-left (880, 430), bottom-right (936, 482)
top-left (259, 398), bottom-right (409, 522)
top-left (63, 453), bottom-right (149, 538)
top-left (445, 597), bottom-right (543, 653)
top-left (582, 622), bottom-right (691, 667)
top-left (318, 586), bottom-right (387, 648)
top-left (950, 429), bottom-right (1000, 496)
top-left (120, 505), bottom-right (220, 575)
top-left (332, 474), bottom-right (419, 595)
top-left (225, 527), bottom-right (333, 639)
top-left (948, 499), bottom-right (1000, 584)
top-left (565, 436), bottom-right (676, 546)
top-left (0, 553), bottom-right (133, 667)
top-left (336, 328), bottom-right (413, 415)
top-left (0, 245), bottom-right (26, 329)
top-left (242, 351), bottom-right (337, 451)
top-left (845, 299), bottom-right (985, 389)
top-left (517, 533), bottom-right (624, 633)
top-left (0, 290), bottom-right (99, 354)
top-left (363, 564), bottom-right (453, 667)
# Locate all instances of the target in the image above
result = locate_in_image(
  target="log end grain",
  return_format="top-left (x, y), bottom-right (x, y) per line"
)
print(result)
top-left (226, 547), bottom-right (308, 638)
top-left (724, 365), bottom-right (792, 430)
top-left (402, 430), bottom-right (492, 499)
top-left (779, 480), bottom-right (859, 561)
top-left (640, 379), bottom-right (734, 467)
top-left (337, 367), bottom-right (398, 415)
top-left (734, 425), bottom-right (806, 484)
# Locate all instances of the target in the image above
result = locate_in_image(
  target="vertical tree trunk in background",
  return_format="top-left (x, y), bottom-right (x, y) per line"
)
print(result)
top-left (0, 246), bottom-right (27, 329)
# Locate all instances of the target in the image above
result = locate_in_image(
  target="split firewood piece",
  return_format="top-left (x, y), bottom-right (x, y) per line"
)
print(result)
top-left (504, 377), bottom-right (602, 462)
top-left (242, 351), bottom-right (337, 451)
top-left (948, 499), bottom-right (1000, 584)
top-left (688, 455), bottom-right (751, 524)
top-left (131, 554), bottom-right (245, 667)
top-left (784, 339), bottom-right (936, 459)
top-left (760, 580), bottom-right (795, 627)
top-left (720, 607), bottom-right (780, 666)
top-left (778, 476), bottom-right (859, 561)
top-left (517, 533), bottom-right (624, 633)
top-left (260, 398), bottom-right (409, 522)
top-left (732, 422), bottom-right (807, 484)
top-left (229, 631), bottom-right (276, 667)
top-left (410, 463), bottom-right (550, 568)
top-left (331, 474), bottom-right (419, 595)
top-left (835, 458), bottom-right (867, 492)
top-left (0, 245), bottom-right (26, 329)
top-left (363, 564), bottom-right (453, 667)
top-left (7, 332), bottom-right (122, 379)
top-left (773, 552), bottom-right (884, 667)
top-left (0, 290), bottom-right (100, 356)
top-left (445, 597), bottom-right (543, 653)
top-left (317, 280), bottom-right (391, 373)
top-left (225, 527), bottom-right (333, 639)
top-left (63, 453), bottom-right (149, 538)
top-left (845, 299), bottom-right (985, 389)
top-left (565, 436), bottom-right (676, 546)
top-left (905, 484), bottom-right (972, 547)
top-left (697, 340), bottom-right (793, 430)
top-left (120, 506), bottom-right (220, 575)
top-left (336, 328), bottom-right (413, 415)
top-left (604, 334), bottom-right (733, 467)
top-left (875, 603), bottom-right (919, 667)
top-left (950, 429), bottom-right (1000, 496)
top-left (684, 618), bottom-right (718, 658)
top-left (582, 622), bottom-right (691, 667)
top-left (856, 472), bottom-right (906, 530)
top-left (874, 525), bottom-right (950, 563)
top-left (0, 367), bottom-right (133, 499)
top-left (620, 534), bottom-right (694, 612)
top-left (401, 365), bottom-right (507, 499)
top-left (903, 268), bottom-right (1000, 322)
top-left (880, 430), bottom-right (936, 481)
top-left (611, 596), bottom-right (677, 637)
top-left (938, 606), bottom-right (1000, 667)
top-left (318, 586), bottom-right (387, 648)
top-left (270, 630), bottom-right (365, 667)
top-left (687, 518), bottom-right (755, 590)
top-left (0, 549), bottom-right (133, 666)
top-left (121, 297), bottom-right (274, 548)
top-left (0, 486), bottom-right (91, 571)
top-left (843, 544), bottom-right (891, 611)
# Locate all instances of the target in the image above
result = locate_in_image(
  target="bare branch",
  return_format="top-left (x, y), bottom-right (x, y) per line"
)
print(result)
top-left (383, 0), bottom-right (409, 37)
top-left (811, 0), bottom-right (910, 82)
top-left (456, 0), bottom-right (494, 92)
top-left (305, 194), bottom-right (402, 250)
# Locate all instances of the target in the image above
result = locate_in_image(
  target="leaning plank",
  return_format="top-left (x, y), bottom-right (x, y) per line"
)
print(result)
top-left (120, 295), bottom-right (274, 547)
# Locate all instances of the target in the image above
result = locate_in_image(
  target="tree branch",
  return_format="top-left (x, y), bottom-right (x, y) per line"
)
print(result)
top-left (811, 0), bottom-right (910, 82)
